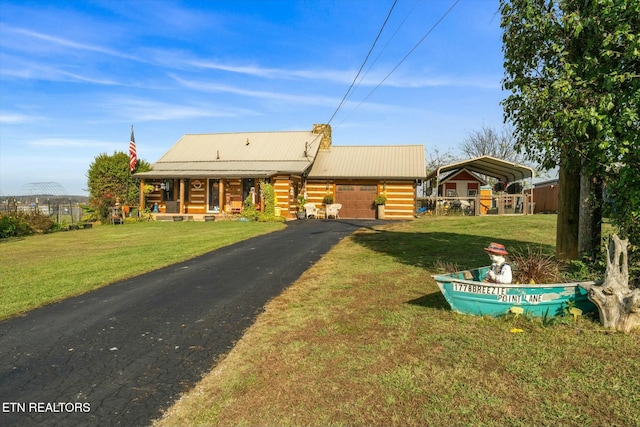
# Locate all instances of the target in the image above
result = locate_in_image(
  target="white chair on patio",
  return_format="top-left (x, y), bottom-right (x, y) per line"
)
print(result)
top-left (326, 203), bottom-right (341, 219)
top-left (304, 203), bottom-right (318, 218)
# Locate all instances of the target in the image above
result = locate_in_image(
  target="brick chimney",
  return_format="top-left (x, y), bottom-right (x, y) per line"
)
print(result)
top-left (312, 124), bottom-right (332, 150)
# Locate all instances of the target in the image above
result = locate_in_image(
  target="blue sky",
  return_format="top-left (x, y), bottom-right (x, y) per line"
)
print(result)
top-left (0, 0), bottom-right (506, 196)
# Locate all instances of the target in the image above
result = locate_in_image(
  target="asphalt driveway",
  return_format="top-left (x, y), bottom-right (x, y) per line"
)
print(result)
top-left (0, 219), bottom-right (384, 427)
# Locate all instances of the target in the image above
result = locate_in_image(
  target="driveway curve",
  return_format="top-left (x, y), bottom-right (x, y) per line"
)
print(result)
top-left (0, 219), bottom-right (384, 427)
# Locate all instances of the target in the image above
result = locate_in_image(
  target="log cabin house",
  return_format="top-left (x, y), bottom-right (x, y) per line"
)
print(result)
top-left (134, 124), bottom-right (426, 220)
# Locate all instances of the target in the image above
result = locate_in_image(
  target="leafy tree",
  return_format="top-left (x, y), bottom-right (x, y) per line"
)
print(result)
top-left (86, 152), bottom-right (151, 222)
top-left (240, 181), bottom-right (285, 222)
top-left (260, 181), bottom-right (276, 216)
top-left (500, 0), bottom-right (639, 259)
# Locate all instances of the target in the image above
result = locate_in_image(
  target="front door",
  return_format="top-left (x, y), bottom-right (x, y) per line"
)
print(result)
top-left (208, 179), bottom-right (220, 212)
top-left (242, 178), bottom-right (256, 205)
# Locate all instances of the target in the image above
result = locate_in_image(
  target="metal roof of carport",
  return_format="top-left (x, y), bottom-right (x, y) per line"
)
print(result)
top-left (425, 155), bottom-right (535, 183)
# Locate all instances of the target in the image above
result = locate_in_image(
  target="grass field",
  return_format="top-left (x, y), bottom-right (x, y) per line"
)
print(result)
top-left (153, 215), bottom-right (639, 427)
top-left (2, 215), bottom-right (637, 426)
top-left (0, 221), bottom-right (284, 320)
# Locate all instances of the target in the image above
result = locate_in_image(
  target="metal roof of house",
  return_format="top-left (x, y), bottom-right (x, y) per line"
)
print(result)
top-left (425, 155), bottom-right (535, 183)
top-left (308, 145), bottom-right (426, 180)
top-left (135, 131), bottom-right (323, 179)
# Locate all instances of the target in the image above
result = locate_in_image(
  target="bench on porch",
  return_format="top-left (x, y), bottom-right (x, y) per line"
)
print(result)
top-left (230, 200), bottom-right (242, 214)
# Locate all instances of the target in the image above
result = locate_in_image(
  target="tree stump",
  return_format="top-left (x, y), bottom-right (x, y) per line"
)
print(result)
top-left (581, 235), bottom-right (640, 333)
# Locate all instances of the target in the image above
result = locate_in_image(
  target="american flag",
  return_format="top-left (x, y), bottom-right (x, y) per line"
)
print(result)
top-left (129, 125), bottom-right (137, 172)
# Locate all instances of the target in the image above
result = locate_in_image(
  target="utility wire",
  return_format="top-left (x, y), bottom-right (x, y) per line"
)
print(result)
top-left (341, 0), bottom-right (460, 123)
top-left (356, 0), bottom-right (420, 89)
top-left (333, 0), bottom-right (419, 130)
top-left (326, 0), bottom-right (397, 126)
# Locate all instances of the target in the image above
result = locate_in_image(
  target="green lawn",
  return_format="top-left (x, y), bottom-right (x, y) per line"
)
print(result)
top-left (3, 215), bottom-right (636, 427)
top-left (154, 215), bottom-right (639, 427)
top-left (0, 221), bottom-right (284, 320)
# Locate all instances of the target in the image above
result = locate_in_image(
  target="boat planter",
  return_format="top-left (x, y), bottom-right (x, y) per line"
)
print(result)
top-left (432, 266), bottom-right (597, 317)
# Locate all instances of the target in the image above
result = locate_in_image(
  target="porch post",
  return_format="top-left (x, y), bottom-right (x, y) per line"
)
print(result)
top-left (434, 170), bottom-right (441, 216)
top-left (219, 179), bottom-right (225, 213)
top-left (179, 179), bottom-right (185, 214)
top-left (139, 179), bottom-right (145, 211)
top-left (529, 176), bottom-right (534, 215)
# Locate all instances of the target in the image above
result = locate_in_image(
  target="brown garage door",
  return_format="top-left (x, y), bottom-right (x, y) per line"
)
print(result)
top-left (335, 184), bottom-right (377, 219)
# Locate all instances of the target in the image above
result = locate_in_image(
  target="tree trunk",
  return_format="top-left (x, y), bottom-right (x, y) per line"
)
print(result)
top-left (580, 235), bottom-right (640, 333)
top-left (578, 166), bottom-right (602, 258)
top-left (556, 162), bottom-right (580, 260)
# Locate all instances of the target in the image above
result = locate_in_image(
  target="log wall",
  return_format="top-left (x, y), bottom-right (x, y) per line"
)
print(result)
top-left (381, 182), bottom-right (417, 220)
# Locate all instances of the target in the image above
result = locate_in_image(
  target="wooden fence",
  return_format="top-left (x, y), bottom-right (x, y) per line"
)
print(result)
top-left (418, 194), bottom-right (534, 216)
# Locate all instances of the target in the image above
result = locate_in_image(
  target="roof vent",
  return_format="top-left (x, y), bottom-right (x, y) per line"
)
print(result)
top-left (217, 150), bottom-right (220, 159)
top-left (246, 138), bottom-right (250, 146)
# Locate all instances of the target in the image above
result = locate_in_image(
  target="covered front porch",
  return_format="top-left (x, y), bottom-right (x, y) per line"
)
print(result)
top-left (135, 175), bottom-right (304, 220)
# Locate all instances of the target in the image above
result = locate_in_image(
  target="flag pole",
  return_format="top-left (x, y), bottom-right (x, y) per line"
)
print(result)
top-left (128, 125), bottom-right (137, 218)
top-left (129, 125), bottom-right (137, 173)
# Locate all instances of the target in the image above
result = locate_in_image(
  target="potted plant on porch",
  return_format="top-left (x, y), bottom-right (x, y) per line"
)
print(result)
top-left (374, 194), bottom-right (387, 219)
top-left (296, 194), bottom-right (307, 219)
top-left (322, 194), bottom-right (334, 219)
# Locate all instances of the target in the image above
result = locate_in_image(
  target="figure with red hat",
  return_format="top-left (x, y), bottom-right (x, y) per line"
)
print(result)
top-left (483, 243), bottom-right (512, 284)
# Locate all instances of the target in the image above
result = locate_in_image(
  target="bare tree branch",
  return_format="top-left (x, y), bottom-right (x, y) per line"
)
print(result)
top-left (460, 124), bottom-right (533, 167)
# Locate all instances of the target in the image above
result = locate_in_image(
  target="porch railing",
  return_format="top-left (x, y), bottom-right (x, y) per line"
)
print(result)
top-left (418, 194), bottom-right (534, 216)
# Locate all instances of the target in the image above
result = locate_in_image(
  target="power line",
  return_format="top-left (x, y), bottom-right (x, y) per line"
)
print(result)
top-left (357, 0), bottom-right (420, 90)
top-left (339, 0), bottom-right (461, 124)
top-left (326, 0), bottom-right (398, 126)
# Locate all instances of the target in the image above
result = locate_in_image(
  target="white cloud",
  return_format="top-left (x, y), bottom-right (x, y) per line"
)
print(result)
top-left (0, 112), bottom-right (36, 124)
top-left (382, 73), bottom-right (501, 90)
top-left (0, 52), bottom-right (121, 85)
top-left (30, 138), bottom-right (118, 149)
top-left (185, 58), bottom-right (501, 91)
top-left (0, 64), bottom-right (119, 85)
top-left (171, 74), bottom-right (338, 107)
top-left (101, 97), bottom-right (259, 122)
top-left (186, 60), bottom-right (356, 83)
top-left (1, 25), bottom-right (137, 61)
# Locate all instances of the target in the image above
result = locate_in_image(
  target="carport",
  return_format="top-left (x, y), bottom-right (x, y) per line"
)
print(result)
top-left (424, 155), bottom-right (535, 216)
